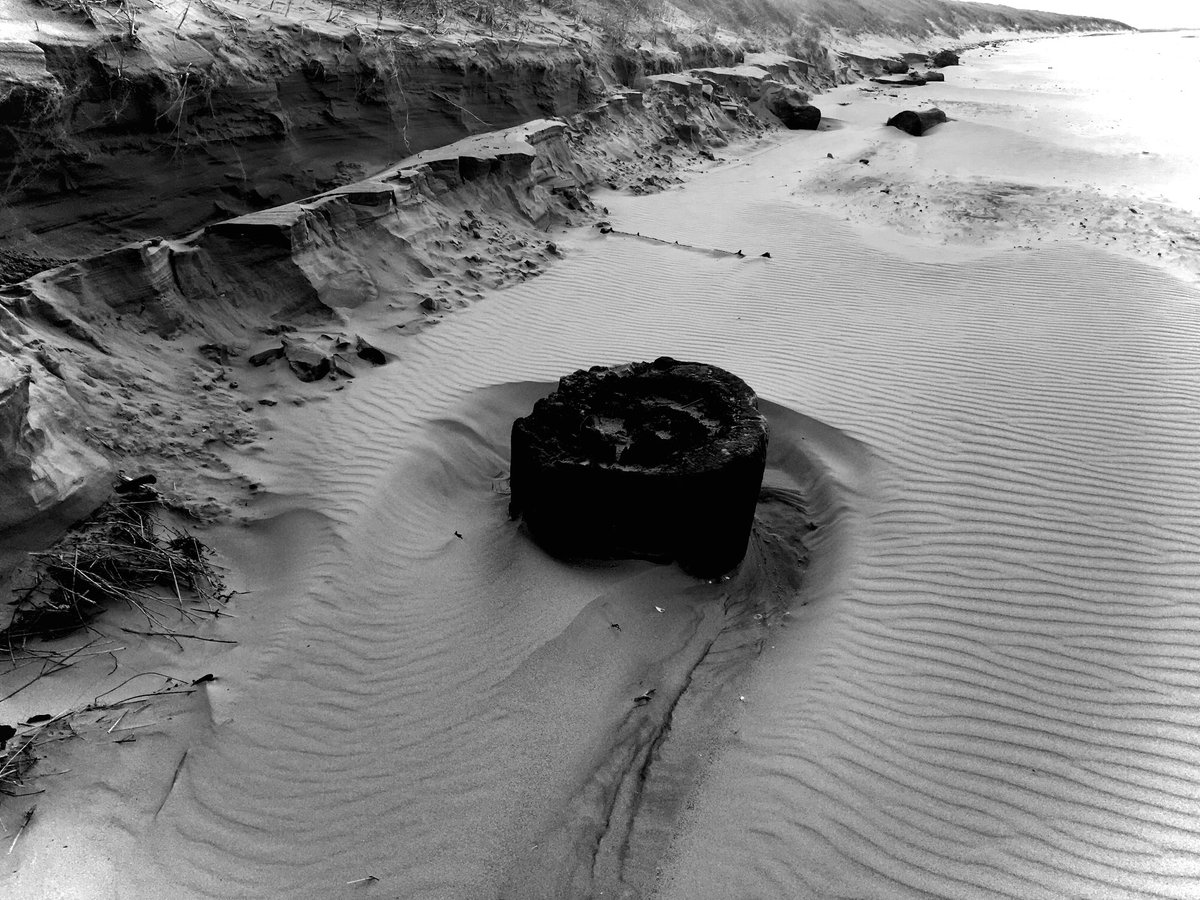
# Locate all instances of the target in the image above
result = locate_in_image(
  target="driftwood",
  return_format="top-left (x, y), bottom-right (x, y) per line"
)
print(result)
top-left (872, 74), bottom-right (927, 87)
top-left (886, 108), bottom-right (948, 136)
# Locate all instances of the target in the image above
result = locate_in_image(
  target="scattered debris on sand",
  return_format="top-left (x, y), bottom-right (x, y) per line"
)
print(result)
top-left (1, 477), bottom-right (228, 649)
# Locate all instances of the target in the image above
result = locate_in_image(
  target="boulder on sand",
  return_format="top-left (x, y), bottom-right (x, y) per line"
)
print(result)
top-left (283, 339), bottom-right (332, 382)
top-left (886, 107), bottom-right (948, 136)
top-left (764, 84), bottom-right (821, 130)
top-left (931, 49), bottom-right (961, 67)
top-left (509, 358), bottom-right (768, 577)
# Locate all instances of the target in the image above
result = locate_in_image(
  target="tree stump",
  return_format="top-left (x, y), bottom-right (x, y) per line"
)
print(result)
top-left (510, 358), bottom-right (769, 577)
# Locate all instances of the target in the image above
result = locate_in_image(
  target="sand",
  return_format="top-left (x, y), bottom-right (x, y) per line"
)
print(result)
top-left (6, 30), bottom-right (1200, 900)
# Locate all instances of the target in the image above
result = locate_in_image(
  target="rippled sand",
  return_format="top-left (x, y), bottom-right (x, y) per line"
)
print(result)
top-left (106, 139), bottom-right (1200, 896)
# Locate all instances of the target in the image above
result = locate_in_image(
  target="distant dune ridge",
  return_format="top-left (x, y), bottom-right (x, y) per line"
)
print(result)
top-left (669, 0), bottom-right (1130, 37)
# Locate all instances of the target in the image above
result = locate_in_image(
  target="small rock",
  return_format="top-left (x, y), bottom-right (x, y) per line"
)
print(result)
top-left (249, 346), bottom-right (285, 367)
top-left (767, 87), bottom-right (821, 130)
top-left (199, 343), bottom-right (234, 364)
top-left (36, 347), bottom-right (63, 378)
top-left (282, 339), bottom-right (331, 383)
top-left (355, 337), bottom-right (387, 366)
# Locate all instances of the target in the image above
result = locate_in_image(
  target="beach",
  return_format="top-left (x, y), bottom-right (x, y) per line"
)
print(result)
top-left (6, 27), bottom-right (1200, 899)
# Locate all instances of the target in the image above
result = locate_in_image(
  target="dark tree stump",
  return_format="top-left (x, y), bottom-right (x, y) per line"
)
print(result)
top-left (886, 107), bottom-right (948, 136)
top-left (510, 358), bottom-right (768, 577)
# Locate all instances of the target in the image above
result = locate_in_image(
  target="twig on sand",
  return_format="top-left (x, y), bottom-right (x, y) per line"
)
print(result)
top-left (119, 627), bottom-right (236, 644)
top-left (0, 639), bottom-right (121, 704)
top-left (153, 749), bottom-right (188, 819)
top-left (1, 674), bottom-right (195, 802)
top-left (7, 807), bottom-right (34, 854)
top-left (347, 875), bottom-right (379, 886)
top-left (0, 711), bottom-right (72, 798)
top-left (94, 672), bottom-right (187, 707)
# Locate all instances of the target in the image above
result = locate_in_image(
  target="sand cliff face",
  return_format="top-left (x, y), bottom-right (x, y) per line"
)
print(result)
top-left (2, 18), bottom-right (601, 262)
top-left (0, 0), bottom-right (1127, 265)
top-left (0, 342), bottom-right (109, 535)
top-left (0, 71), bottom-right (775, 548)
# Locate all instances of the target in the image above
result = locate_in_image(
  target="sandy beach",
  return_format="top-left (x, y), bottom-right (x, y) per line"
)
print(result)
top-left (5, 20), bottom-right (1200, 900)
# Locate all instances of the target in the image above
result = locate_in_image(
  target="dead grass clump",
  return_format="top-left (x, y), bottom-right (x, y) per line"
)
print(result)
top-left (1, 673), bottom-right (204, 818)
top-left (1, 478), bottom-right (229, 650)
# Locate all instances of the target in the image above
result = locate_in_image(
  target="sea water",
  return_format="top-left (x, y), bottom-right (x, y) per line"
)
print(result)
top-left (955, 30), bottom-right (1200, 217)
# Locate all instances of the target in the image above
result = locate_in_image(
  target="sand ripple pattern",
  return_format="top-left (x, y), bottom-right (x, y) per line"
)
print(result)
top-left (152, 142), bottom-right (1200, 899)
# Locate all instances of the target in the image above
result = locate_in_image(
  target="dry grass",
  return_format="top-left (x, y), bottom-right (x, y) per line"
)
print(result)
top-left (1, 672), bottom-right (207, 810)
top-left (0, 480), bottom-right (227, 803)
top-left (1, 481), bottom-right (230, 652)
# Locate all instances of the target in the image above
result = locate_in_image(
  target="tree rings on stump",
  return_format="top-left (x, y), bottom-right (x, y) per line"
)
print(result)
top-left (509, 358), bottom-right (769, 577)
